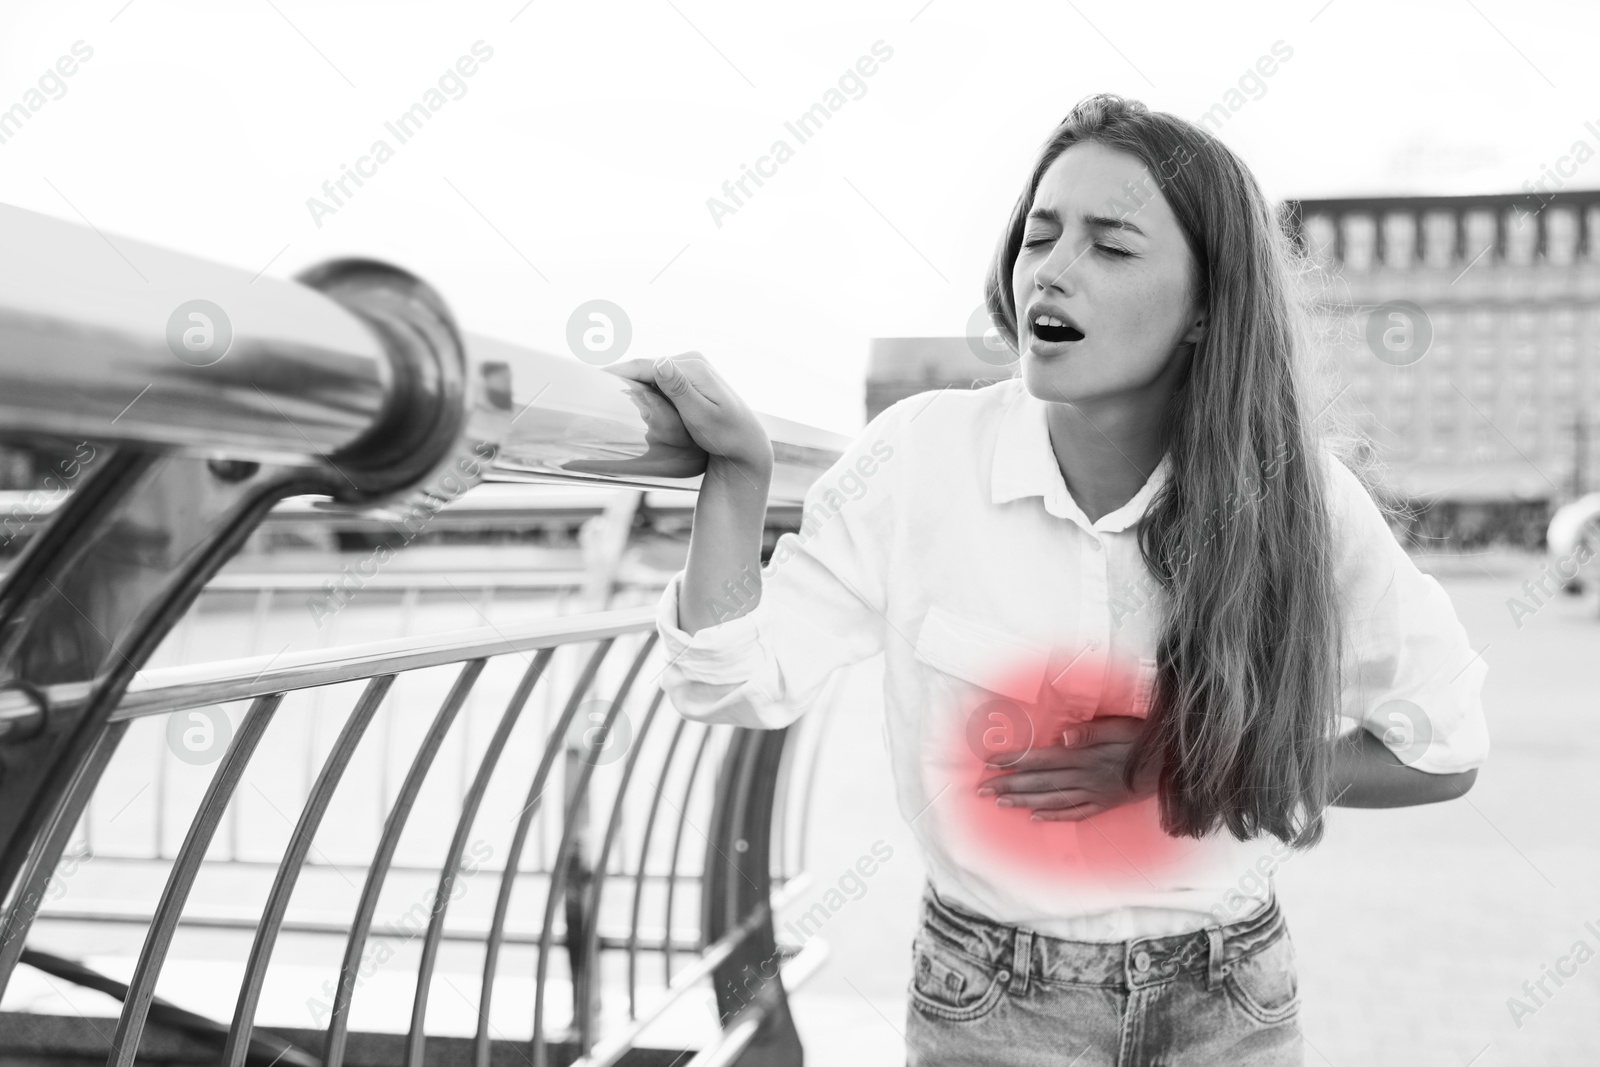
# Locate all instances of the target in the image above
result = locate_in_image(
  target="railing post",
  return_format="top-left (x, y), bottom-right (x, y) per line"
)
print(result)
top-left (701, 727), bottom-right (803, 1067)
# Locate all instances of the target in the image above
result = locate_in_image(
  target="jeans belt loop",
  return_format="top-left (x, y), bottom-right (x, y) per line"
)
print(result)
top-left (1205, 925), bottom-right (1226, 991)
top-left (1009, 927), bottom-right (1032, 995)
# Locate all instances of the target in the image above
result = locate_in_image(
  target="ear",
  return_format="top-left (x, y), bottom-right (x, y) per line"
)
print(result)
top-left (1179, 315), bottom-right (1206, 346)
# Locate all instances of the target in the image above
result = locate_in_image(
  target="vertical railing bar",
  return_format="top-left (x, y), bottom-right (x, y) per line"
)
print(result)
top-left (530, 634), bottom-right (657, 1067)
top-left (704, 729), bottom-right (768, 938)
top-left (228, 730), bottom-right (242, 863)
top-left (226, 587), bottom-right (272, 868)
top-left (152, 595), bottom-right (204, 863)
top-left (0, 720), bottom-right (130, 995)
top-left (470, 637), bottom-right (619, 1067)
top-left (701, 732), bottom-right (741, 942)
top-left (696, 727), bottom-right (798, 1058)
top-left (154, 719), bottom-right (169, 861)
top-left (769, 712), bottom-right (798, 885)
top-left (220, 674), bottom-right (397, 1067)
top-left (662, 724), bottom-right (715, 987)
top-left (398, 584), bottom-right (421, 636)
top-left (371, 602), bottom-right (385, 849)
top-left (106, 693), bottom-right (283, 1067)
top-left (248, 586), bottom-right (272, 656)
top-left (562, 634), bottom-right (658, 1057)
top-left (381, 588), bottom-right (422, 823)
top-left (795, 694), bottom-right (841, 878)
top-left (76, 800), bottom-right (91, 868)
top-left (534, 679), bottom-right (548, 874)
top-left (575, 686), bottom-right (664, 1055)
top-left (406, 641), bottom-right (596, 1067)
top-left (302, 693), bottom-right (319, 842)
top-left (462, 585), bottom-right (494, 794)
top-left (321, 656), bottom-right (492, 1067)
top-left (627, 711), bottom-right (685, 1022)
top-left (301, 648), bottom-right (340, 849)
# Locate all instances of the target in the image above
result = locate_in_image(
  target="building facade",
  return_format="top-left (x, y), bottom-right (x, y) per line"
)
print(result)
top-left (1289, 190), bottom-right (1600, 509)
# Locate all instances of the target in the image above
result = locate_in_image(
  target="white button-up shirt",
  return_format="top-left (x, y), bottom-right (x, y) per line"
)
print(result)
top-left (652, 376), bottom-right (1490, 941)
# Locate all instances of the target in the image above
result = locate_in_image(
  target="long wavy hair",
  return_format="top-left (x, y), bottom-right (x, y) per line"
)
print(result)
top-left (984, 93), bottom-right (1346, 848)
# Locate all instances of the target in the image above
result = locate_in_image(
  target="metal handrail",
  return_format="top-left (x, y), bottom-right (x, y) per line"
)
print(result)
top-left (0, 202), bottom-right (848, 504)
top-left (0, 203), bottom-right (391, 464)
top-left (0, 607), bottom-right (658, 738)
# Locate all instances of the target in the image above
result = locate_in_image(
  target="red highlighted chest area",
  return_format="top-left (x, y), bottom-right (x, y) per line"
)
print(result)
top-left (926, 644), bottom-right (1195, 887)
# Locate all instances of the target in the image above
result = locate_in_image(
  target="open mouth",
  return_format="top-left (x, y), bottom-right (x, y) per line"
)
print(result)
top-left (1030, 313), bottom-right (1085, 344)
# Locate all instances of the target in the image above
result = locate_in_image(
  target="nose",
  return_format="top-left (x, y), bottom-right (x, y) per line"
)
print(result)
top-left (1032, 238), bottom-right (1084, 298)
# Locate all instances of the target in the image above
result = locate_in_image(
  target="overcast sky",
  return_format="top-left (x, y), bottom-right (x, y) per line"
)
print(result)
top-left (3, 0), bottom-right (1597, 434)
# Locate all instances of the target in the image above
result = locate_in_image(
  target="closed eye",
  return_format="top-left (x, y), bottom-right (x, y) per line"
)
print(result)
top-left (1023, 238), bottom-right (1132, 256)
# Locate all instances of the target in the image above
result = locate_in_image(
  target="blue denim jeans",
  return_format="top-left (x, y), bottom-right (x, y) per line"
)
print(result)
top-left (904, 879), bottom-right (1303, 1066)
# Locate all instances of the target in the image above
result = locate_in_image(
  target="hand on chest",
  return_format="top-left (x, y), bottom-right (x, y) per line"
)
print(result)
top-left (911, 600), bottom-right (1158, 751)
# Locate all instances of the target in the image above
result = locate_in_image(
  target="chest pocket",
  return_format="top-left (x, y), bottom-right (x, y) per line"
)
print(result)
top-left (911, 603), bottom-right (1052, 705)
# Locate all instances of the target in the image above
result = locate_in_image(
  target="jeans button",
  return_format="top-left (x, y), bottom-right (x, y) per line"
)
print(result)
top-left (997, 969), bottom-right (1011, 983)
top-left (1133, 950), bottom-right (1152, 972)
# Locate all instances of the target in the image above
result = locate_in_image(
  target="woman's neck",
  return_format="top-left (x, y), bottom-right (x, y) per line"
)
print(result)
top-left (1044, 400), bottom-right (1167, 525)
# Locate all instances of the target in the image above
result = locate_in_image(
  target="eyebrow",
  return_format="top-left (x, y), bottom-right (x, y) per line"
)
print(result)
top-left (1024, 207), bottom-right (1147, 237)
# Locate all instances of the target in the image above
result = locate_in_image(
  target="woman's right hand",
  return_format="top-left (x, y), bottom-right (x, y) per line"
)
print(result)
top-left (603, 352), bottom-right (775, 476)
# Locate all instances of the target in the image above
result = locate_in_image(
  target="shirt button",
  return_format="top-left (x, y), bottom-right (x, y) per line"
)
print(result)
top-left (1133, 950), bottom-right (1152, 972)
top-left (1088, 539), bottom-right (1103, 551)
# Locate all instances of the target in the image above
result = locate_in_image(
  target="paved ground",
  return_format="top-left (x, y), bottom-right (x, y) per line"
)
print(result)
top-left (783, 554), bottom-right (1600, 1066)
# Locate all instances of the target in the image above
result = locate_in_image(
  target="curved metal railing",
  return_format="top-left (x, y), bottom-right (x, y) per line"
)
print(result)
top-left (0, 200), bottom-right (844, 1065)
top-left (5, 605), bottom-right (836, 1066)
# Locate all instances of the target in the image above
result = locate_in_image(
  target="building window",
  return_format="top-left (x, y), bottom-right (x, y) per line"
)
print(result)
top-left (1464, 209), bottom-right (1497, 262)
top-left (1546, 207), bottom-right (1578, 265)
top-left (1382, 211), bottom-right (1416, 269)
top-left (1422, 211), bottom-right (1456, 268)
top-left (1341, 214), bottom-right (1376, 271)
top-left (1505, 207), bottom-right (1537, 265)
top-left (1303, 214), bottom-right (1337, 265)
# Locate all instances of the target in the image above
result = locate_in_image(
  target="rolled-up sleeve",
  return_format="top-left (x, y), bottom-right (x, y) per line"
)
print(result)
top-left (1326, 453), bottom-right (1490, 775)
top-left (653, 401), bottom-right (907, 730)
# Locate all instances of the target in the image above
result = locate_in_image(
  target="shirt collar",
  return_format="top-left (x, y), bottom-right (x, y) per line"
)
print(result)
top-left (990, 380), bottom-right (1172, 533)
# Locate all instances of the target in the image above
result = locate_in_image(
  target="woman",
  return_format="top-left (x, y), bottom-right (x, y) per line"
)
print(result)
top-left (606, 94), bottom-right (1488, 1066)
